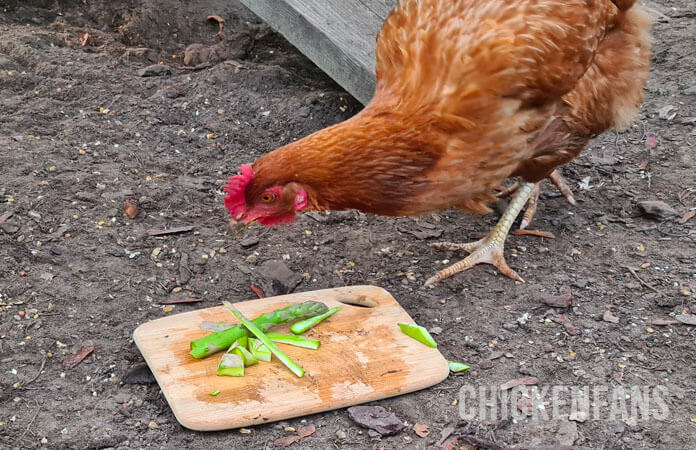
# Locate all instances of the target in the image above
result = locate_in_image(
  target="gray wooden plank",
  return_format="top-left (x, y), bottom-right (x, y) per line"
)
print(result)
top-left (359, 0), bottom-right (398, 20)
top-left (239, 0), bottom-right (397, 104)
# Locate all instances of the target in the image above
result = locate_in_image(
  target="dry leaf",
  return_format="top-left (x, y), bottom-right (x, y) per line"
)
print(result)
top-left (274, 425), bottom-right (315, 447)
top-left (679, 210), bottom-right (695, 224)
top-left (413, 423), bottom-right (430, 438)
top-left (603, 311), bottom-right (620, 324)
top-left (61, 342), bottom-right (94, 368)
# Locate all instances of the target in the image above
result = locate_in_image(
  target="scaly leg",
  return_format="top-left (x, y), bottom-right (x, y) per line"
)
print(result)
top-left (425, 182), bottom-right (536, 286)
top-left (496, 169), bottom-right (576, 230)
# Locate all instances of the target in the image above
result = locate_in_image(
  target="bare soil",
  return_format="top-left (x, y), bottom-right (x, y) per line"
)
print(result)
top-left (1, 1), bottom-right (695, 448)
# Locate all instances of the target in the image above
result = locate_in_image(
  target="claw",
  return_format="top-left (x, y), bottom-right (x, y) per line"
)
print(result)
top-left (426, 182), bottom-right (536, 285)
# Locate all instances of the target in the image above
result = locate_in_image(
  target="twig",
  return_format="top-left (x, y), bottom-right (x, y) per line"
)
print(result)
top-left (512, 229), bottom-right (556, 239)
top-left (22, 355), bottom-right (47, 387)
top-left (18, 400), bottom-right (41, 441)
top-left (623, 265), bottom-right (663, 296)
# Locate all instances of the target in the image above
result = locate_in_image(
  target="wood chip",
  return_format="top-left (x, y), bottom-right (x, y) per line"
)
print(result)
top-left (512, 229), bottom-right (556, 239)
top-left (679, 210), bottom-right (696, 224)
top-left (413, 423), bottom-right (430, 438)
top-left (652, 319), bottom-right (680, 326)
top-left (603, 311), bottom-right (620, 324)
top-left (0, 211), bottom-right (13, 224)
top-left (500, 376), bottom-right (538, 391)
top-left (148, 226), bottom-right (194, 236)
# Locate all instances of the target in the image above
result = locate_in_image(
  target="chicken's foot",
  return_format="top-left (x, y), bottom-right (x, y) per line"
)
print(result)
top-left (425, 182), bottom-right (536, 285)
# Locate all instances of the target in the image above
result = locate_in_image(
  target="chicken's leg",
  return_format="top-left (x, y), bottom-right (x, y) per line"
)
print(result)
top-left (425, 182), bottom-right (536, 286)
top-left (498, 169), bottom-right (576, 230)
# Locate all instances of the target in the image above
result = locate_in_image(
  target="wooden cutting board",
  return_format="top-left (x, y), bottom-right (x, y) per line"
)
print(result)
top-left (133, 285), bottom-right (449, 431)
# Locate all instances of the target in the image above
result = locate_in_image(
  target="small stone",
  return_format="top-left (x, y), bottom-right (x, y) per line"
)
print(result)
top-left (148, 421), bottom-right (158, 429)
top-left (429, 326), bottom-right (443, 335)
top-left (138, 64), bottom-right (172, 77)
top-left (683, 86), bottom-right (696, 96)
top-left (335, 430), bottom-right (347, 441)
top-left (637, 200), bottom-right (677, 219)
top-left (479, 360), bottom-right (494, 370)
top-left (240, 237), bottom-right (260, 248)
top-left (569, 411), bottom-right (588, 423)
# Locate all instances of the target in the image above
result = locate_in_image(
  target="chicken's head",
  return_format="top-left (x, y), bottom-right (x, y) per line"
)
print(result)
top-left (223, 164), bottom-right (309, 226)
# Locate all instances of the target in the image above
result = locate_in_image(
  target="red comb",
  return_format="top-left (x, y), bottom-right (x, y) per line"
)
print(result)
top-left (223, 164), bottom-right (254, 218)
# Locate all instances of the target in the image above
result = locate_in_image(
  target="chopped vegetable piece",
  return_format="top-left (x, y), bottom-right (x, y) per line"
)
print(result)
top-left (248, 337), bottom-right (272, 362)
top-left (217, 351), bottom-right (244, 377)
top-left (266, 332), bottom-right (321, 350)
top-left (448, 361), bottom-right (470, 372)
top-left (398, 322), bottom-right (438, 348)
top-left (223, 301), bottom-right (305, 377)
top-left (209, 390), bottom-right (220, 396)
top-left (190, 301), bottom-right (328, 359)
top-left (290, 306), bottom-right (341, 334)
top-left (233, 345), bottom-right (258, 367)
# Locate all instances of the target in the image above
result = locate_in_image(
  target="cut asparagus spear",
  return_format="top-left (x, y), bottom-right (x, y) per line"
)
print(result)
top-left (398, 322), bottom-right (438, 348)
top-left (266, 332), bottom-right (321, 350)
top-left (248, 337), bottom-right (272, 362)
top-left (217, 342), bottom-right (245, 377)
top-left (290, 306), bottom-right (341, 334)
top-left (190, 301), bottom-right (328, 359)
top-left (448, 361), bottom-right (470, 372)
top-left (233, 344), bottom-right (258, 367)
top-left (223, 301), bottom-right (305, 378)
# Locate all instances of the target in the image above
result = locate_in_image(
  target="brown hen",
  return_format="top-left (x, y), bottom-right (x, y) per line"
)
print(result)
top-left (224, 0), bottom-right (652, 285)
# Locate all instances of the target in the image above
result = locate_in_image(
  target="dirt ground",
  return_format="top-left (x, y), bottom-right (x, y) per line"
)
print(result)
top-left (0, 0), bottom-right (694, 448)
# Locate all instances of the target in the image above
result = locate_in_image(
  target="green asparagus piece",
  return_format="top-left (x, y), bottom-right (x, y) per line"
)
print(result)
top-left (248, 337), bottom-right (272, 362)
top-left (290, 306), bottom-right (341, 334)
top-left (190, 301), bottom-right (329, 359)
top-left (398, 322), bottom-right (438, 348)
top-left (266, 332), bottom-right (321, 350)
top-left (223, 301), bottom-right (305, 378)
top-left (233, 345), bottom-right (258, 367)
top-left (217, 342), bottom-right (245, 377)
top-left (448, 361), bottom-right (470, 372)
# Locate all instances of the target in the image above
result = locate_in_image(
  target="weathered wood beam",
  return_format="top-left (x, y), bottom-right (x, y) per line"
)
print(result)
top-left (239, 0), bottom-right (398, 105)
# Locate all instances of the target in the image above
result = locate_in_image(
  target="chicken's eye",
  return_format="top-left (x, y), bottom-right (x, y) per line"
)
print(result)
top-left (261, 192), bottom-right (276, 203)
